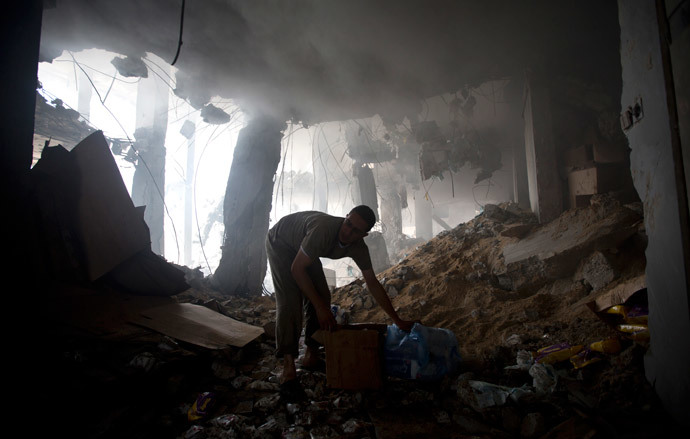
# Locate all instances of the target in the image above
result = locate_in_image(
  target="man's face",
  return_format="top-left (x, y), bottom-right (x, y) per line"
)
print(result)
top-left (339, 212), bottom-right (370, 245)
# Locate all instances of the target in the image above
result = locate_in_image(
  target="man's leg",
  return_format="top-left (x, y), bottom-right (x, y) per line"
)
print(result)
top-left (266, 236), bottom-right (302, 382)
top-left (302, 261), bottom-right (331, 367)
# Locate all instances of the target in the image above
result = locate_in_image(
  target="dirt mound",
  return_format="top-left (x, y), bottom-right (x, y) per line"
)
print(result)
top-left (333, 195), bottom-right (647, 369)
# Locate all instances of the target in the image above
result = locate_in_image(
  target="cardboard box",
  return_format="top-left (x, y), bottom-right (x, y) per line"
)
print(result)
top-left (313, 325), bottom-right (385, 390)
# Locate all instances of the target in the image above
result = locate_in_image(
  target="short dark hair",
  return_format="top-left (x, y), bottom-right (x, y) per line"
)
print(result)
top-left (349, 205), bottom-right (376, 230)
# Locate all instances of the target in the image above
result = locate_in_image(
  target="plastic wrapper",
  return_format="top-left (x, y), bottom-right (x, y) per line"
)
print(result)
top-left (466, 380), bottom-right (532, 409)
top-left (187, 392), bottom-right (215, 421)
top-left (589, 337), bottom-right (622, 354)
top-left (529, 363), bottom-right (558, 394)
top-left (624, 305), bottom-right (648, 324)
top-left (570, 348), bottom-right (603, 369)
top-left (605, 304), bottom-right (649, 324)
top-left (384, 323), bottom-right (461, 381)
top-left (616, 323), bottom-right (650, 341)
top-left (534, 342), bottom-right (584, 364)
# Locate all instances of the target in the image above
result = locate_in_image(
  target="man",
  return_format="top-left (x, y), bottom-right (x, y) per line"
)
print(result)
top-left (265, 205), bottom-right (417, 397)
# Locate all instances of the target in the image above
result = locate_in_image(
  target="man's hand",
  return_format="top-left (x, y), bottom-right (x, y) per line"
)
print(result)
top-left (395, 319), bottom-right (420, 332)
top-left (316, 305), bottom-right (337, 331)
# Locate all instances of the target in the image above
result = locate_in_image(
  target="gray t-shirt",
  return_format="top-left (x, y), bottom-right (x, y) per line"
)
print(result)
top-left (268, 211), bottom-right (372, 271)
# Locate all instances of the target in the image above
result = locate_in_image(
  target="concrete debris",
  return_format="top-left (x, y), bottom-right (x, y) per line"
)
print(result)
top-left (43, 195), bottom-right (680, 438)
top-left (200, 103), bottom-right (231, 125)
top-left (110, 55), bottom-right (148, 78)
top-left (578, 250), bottom-right (617, 291)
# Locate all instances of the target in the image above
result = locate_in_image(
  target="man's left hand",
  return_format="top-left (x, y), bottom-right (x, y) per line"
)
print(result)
top-left (395, 319), bottom-right (421, 332)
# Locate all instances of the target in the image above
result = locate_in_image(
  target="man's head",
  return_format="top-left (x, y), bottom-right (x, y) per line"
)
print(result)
top-left (338, 205), bottom-right (376, 245)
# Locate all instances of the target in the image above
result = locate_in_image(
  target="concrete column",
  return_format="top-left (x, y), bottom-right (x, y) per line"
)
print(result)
top-left (523, 73), bottom-right (563, 223)
top-left (213, 115), bottom-right (286, 296)
top-left (381, 187), bottom-right (402, 243)
top-left (180, 120), bottom-right (196, 267)
top-left (313, 127), bottom-right (329, 212)
top-left (414, 191), bottom-right (433, 240)
top-left (619, 0), bottom-right (690, 426)
top-left (132, 62), bottom-right (170, 256)
top-left (352, 163), bottom-right (379, 218)
top-left (513, 134), bottom-right (530, 209)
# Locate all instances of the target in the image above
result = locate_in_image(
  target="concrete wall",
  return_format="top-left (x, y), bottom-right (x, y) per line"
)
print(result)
top-left (618, 0), bottom-right (690, 426)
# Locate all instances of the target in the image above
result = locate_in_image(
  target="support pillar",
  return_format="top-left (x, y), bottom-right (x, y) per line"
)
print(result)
top-left (213, 115), bottom-right (286, 296)
top-left (352, 162), bottom-right (379, 218)
top-left (414, 191), bottom-right (433, 240)
top-left (180, 119), bottom-right (196, 267)
top-left (132, 62), bottom-right (169, 256)
top-left (381, 187), bottom-right (402, 241)
top-left (313, 127), bottom-right (329, 212)
top-left (513, 134), bottom-right (530, 209)
top-left (523, 72), bottom-right (562, 223)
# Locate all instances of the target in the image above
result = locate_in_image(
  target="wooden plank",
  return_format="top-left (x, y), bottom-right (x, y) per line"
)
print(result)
top-left (130, 302), bottom-right (265, 349)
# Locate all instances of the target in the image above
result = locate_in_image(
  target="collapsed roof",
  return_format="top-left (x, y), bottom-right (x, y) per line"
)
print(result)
top-left (39, 0), bottom-right (621, 125)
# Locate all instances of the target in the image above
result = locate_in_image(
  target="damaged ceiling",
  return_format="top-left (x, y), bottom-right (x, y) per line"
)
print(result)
top-left (39, 0), bottom-right (621, 125)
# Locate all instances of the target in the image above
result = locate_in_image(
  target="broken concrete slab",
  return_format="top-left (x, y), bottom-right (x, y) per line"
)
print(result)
top-left (501, 196), bottom-right (642, 292)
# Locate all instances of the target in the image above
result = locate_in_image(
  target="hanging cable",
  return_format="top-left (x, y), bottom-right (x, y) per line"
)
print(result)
top-left (68, 51), bottom-right (182, 263)
top-left (171, 0), bottom-right (186, 66)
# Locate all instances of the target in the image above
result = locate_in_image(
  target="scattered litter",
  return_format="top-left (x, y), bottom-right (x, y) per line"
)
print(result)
top-left (504, 333), bottom-right (523, 346)
top-left (534, 342), bottom-right (584, 364)
top-left (128, 352), bottom-right (156, 372)
top-left (505, 349), bottom-right (533, 371)
top-left (529, 363), bottom-right (558, 394)
top-left (184, 425), bottom-right (204, 439)
top-left (187, 392), bottom-right (215, 421)
top-left (465, 380), bottom-right (532, 409)
top-left (570, 348), bottom-right (604, 369)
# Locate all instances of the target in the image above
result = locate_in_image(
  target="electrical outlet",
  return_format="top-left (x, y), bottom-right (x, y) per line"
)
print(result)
top-left (620, 96), bottom-right (643, 132)
top-left (632, 96), bottom-right (643, 123)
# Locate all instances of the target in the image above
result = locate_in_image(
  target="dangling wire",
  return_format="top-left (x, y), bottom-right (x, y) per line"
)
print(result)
top-left (171, 0), bottom-right (186, 66)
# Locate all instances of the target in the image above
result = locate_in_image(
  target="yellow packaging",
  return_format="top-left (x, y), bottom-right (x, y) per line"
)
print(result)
top-left (570, 349), bottom-right (602, 369)
top-left (605, 305), bottom-right (628, 316)
top-left (616, 324), bottom-right (650, 341)
top-left (624, 305), bottom-right (648, 325)
top-left (535, 343), bottom-right (584, 364)
top-left (188, 392), bottom-right (215, 421)
top-left (589, 338), bottom-right (622, 354)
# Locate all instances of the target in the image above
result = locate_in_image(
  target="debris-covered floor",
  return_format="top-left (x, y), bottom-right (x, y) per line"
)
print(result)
top-left (38, 196), bottom-right (682, 439)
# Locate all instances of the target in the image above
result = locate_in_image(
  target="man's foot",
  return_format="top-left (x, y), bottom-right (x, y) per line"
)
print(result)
top-left (300, 346), bottom-right (326, 371)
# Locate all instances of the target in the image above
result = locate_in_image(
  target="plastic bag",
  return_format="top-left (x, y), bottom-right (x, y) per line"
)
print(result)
top-left (384, 323), bottom-right (461, 381)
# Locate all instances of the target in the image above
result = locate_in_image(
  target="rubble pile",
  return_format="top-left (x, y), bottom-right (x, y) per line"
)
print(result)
top-left (334, 195), bottom-right (647, 368)
top-left (40, 194), bottom-right (682, 438)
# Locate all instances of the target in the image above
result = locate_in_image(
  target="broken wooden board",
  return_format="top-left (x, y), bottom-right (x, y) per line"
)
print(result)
top-left (130, 302), bottom-right (264, 349)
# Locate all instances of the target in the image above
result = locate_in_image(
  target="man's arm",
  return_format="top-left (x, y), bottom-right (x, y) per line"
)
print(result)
top-left (362, 268), bottom-right (417, 331)
top-left (291, 249), bottom-right (337, 330)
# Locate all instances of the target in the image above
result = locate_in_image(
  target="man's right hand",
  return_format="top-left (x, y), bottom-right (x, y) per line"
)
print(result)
top-left (316, 305), bottom-right (337, 331)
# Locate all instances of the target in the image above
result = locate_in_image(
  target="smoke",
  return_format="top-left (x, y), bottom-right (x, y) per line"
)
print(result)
top-left (40, 0), bottom-right (620, 125)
